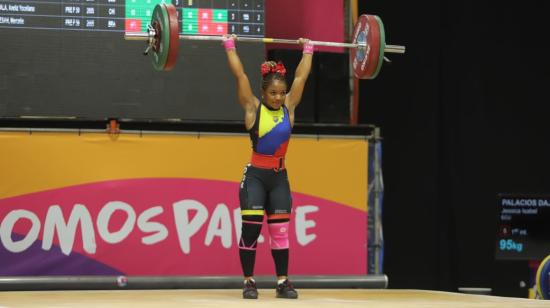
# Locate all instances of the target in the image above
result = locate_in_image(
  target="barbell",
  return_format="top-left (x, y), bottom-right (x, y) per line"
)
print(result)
top-left (124, 3), bottom-right (405, 79)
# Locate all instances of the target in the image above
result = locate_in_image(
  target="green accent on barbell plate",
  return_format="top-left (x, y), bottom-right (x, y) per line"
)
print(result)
top-left (370, 15), bottom-right (386, 79)
top-left (151, 3), bottom-right (170, 71)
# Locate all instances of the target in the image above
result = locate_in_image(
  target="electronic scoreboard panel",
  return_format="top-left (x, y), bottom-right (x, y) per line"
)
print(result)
top-left (0, 1), bottom-right (265, 120)
top-left (0, 0), bottom-right (264, 36)
top-left (495, 194), bottom-right (550, 260)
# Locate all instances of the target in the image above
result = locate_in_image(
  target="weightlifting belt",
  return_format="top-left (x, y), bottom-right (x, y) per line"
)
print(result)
top-left (251, 152), bottom-right (285, 171)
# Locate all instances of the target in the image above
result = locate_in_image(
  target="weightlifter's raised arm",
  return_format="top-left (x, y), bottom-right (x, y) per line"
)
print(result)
top-left (223, 35), bottom-right (259, 130)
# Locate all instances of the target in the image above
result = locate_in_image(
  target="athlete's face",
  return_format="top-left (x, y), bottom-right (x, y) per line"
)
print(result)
top-left (263, 80), bottom-right (287, 110)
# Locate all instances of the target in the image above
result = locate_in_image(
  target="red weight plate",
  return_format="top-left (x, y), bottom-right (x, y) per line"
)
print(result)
top-left (151, 4), bottom-right (170, 71)
top-left (371, 16), bottom-right (386, 79)
top-left (163, 4), bottom-right (180, 71)
top-left (366, 15), bottom-right (381, 79)
top-left (351, 15), bottom-right (382, 79)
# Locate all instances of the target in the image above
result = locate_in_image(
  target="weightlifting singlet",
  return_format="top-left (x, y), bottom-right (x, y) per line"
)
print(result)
top-left (249, 103), bottom-right (292, 168)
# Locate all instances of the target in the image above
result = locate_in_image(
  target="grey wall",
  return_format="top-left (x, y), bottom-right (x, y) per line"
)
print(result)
top-left (0, 29), bottom-right (264, 120)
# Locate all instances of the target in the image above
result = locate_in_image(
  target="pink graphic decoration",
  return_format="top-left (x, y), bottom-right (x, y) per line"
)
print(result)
top-left (0, 179), bottom-right (367, 276)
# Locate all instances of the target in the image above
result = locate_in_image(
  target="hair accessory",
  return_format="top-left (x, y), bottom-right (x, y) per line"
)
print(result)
top-left (261, 62), bottom-right (286, 77)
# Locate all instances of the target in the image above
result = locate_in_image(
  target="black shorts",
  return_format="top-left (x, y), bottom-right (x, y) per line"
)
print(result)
top-left (239, 164), bottom-right (292, 216)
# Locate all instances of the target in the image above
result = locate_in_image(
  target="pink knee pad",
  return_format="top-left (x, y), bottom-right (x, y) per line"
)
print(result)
top-left (268, 222), bottom-right (289, 249)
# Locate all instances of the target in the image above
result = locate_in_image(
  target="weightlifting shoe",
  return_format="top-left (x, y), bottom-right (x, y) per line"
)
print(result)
top-left (276, 279), bottom-right (298, 299)
top-left (243, 279), bottom-right (258, 299)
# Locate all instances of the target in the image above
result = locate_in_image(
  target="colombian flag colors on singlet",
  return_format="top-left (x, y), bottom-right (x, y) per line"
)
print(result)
top-left (249, 103), bottom-right (292, 156)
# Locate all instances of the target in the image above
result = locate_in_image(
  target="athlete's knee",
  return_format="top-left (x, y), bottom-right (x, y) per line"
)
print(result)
top-left (240, 214), bottom-right (264, 250)
top-left (267, 217), bottom-right (290, 250)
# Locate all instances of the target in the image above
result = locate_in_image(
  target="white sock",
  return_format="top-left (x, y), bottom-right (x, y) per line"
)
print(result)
top-left (277, 279), bottom-right (286, 285)
top-left (244, 278), bottom-right (255, 284)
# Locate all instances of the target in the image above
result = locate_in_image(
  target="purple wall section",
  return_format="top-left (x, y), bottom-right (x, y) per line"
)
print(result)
top-left (266, 0), bottom-right (345, 53)
top-left (0, 234), bottom-right (122, 276)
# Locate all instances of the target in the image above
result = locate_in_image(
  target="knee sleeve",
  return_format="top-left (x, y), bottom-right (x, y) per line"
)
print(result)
top-left (268, 221), bottom-right (290, 250)
top-left (240, 215), bottom-right (263, 250)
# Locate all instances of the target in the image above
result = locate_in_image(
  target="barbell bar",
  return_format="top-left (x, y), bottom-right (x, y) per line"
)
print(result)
top-left (126, 32), bottom-right (406, 54)
top-left (124, 3), bottom-right (405, 79)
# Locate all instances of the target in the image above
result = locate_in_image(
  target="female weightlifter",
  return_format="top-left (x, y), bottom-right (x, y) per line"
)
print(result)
top-left (222, 34), bottom-right (313, 299)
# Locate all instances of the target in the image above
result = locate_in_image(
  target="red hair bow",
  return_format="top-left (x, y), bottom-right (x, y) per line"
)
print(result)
top-left (261, 62), bottom-right (286, 77)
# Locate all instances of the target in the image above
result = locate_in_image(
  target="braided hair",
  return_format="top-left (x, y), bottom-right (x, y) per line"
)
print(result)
top-left (260, 61), bottom-right (287, 91)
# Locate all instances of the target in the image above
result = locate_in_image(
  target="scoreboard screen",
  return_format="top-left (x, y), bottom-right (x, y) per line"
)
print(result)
top-left (0, 0), bottom-right (264, 36)
top-left (0, 0), bottom-right (265, 121)
top-left (495, 194), bottom-right (550, 260)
